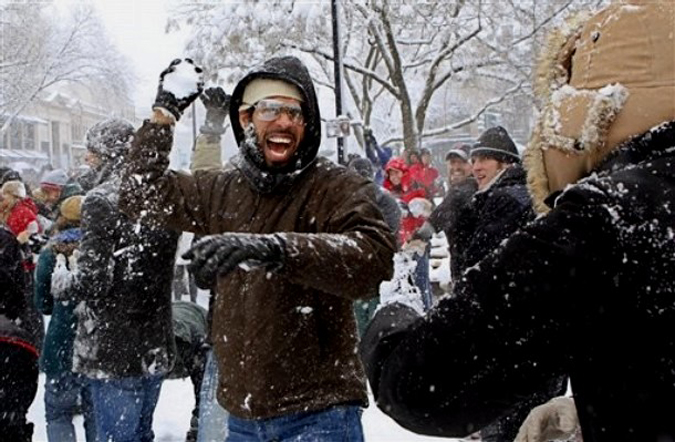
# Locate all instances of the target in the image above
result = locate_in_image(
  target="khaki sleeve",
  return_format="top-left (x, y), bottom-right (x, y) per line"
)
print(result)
top-left (190, 134), bottom-right (222, 172)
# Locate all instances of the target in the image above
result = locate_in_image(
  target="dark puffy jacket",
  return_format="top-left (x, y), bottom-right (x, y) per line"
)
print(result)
top-left (428, 177), bottom-right (478, 279)
top-left (361, 122), bottom-right (675, 442)
top-left (454, 165), bottom-right (532, 275)
top-left (72, 178), bottom-right (179, 378)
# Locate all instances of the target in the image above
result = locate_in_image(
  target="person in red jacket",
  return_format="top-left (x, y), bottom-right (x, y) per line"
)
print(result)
top-left (409, 148), bottom-right (440, 199)
top-left (0, 180), bottom-right (39, 244)
top-left (384, 157), bottom-right (434, 309)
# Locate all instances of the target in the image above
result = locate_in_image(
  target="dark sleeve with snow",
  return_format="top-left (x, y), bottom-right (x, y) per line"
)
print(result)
top-left (72, 195), bottom-right (117, 302)
top-left (360, 192), bottom-right (616, 437)
top-left (119, 121), bottom-right (223, 235)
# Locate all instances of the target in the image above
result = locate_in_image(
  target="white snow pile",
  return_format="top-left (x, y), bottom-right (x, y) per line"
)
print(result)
top-left (163, 60), bottom-right (204, 100)
top-left (378, 251), bottom-right (425, 315)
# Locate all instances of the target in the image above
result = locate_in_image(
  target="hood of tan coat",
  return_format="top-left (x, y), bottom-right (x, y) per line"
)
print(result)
top-left (524, 0), bottom-right (675, 213)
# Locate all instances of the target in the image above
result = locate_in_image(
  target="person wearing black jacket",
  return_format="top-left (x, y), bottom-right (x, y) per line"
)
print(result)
top-left (71, 118), bottom-right (180, 442)
top-left (360, 2), bottom-right (675, 441)
top-left (0, 226), bottom-right (39, 441)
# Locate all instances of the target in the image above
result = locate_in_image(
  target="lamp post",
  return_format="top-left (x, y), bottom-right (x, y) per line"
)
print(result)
top-left (331, 0), bottom-right (346, 164)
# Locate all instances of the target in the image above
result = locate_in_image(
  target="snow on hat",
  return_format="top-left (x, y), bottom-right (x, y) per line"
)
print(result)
top-left (239, 78), bottom-right (304, 111)
top-left (471, 126), bottom-right (520, 164)
top-left (524, 0), bottom-right (675, 214)
top-left (445, 143), bottom-right (471, 162)
top-left (1, 180), bottom-right (26, 199)
top-left (40, 169), bottom-right (69, 190)
top-left (85, 118), bottom-right (135, 159)
top-left (59, 195), bottom-right (83, 222)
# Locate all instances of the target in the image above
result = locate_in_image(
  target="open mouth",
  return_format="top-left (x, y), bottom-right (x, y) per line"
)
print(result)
top-left (265, 134), bottom-right (296, 162)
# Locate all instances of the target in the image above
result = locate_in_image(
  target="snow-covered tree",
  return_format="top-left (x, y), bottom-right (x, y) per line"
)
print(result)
top-left (0, 3), bottom-right (132, 133)
top-left (169, 0), bottom-right (606, 150)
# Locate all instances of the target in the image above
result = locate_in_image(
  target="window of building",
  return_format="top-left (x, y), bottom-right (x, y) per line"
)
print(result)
top-left (10, 122), bottom-right (21, 150)
top-left (24, 123), bottom-right (35, 150)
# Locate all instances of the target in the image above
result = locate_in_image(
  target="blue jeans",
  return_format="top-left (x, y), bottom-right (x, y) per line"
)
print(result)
top-left (227, 405), bottom-right (364, 442)
top-left (89, 374), bottom-right (163, 442)
top-left (414, 246), bottom-right (433, 310)
top-left (198, 350), bottom-right (228, 442)
top-left (45, 372), bottom-right (96, 442)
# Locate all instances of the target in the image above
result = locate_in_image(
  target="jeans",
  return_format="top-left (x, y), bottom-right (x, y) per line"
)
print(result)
top-left (45, 372), bottom-right (96, 442)
top-left (227, 405), bottom-right (364, 442)
top-left (197, 350), bottom-right (228, 442)
top-left (414, 246), bottom-right (433, 310)
top-left (89, 374), bottom-right (163, 442)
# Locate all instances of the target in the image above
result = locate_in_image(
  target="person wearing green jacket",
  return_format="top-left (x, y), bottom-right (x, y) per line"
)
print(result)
top-left (34, 195), bottom-right (95, 442)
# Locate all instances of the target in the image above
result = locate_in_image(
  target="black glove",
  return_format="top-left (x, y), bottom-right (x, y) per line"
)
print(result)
top-left (200, 87), bottom-right (231, 135)
top-left (153, 58), bottom-right (204, 121)
top-left (182, 233), bottom-right (286, 289)
top-left (411, 221), bottom-right (435, 242)
top-left (28, 233), bottom-right (48, 254)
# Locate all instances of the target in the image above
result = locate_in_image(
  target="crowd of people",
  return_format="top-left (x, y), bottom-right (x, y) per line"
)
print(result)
top-left (0, 1), bottom-right (673, 441)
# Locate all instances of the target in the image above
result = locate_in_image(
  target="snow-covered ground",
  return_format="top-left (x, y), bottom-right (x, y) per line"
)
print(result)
top-left (27, 288), bottom-right (462, 442)
top-left (28, 376), bottom-right (456, 441)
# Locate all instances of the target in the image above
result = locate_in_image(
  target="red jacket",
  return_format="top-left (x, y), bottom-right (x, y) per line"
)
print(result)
top-left (409, 163), bottom-right (440, 199)
top-left (383, 157), bottom-right (429, 243)
top-left (6, 198), bottom-right (39, 236)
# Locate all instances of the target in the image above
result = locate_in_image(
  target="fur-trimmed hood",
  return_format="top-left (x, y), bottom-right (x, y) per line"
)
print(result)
top-left (524, 0), bottom-right (675, 213)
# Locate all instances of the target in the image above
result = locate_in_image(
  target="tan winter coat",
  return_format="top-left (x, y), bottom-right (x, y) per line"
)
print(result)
top-left (120, 122), bottom-right (395, 419)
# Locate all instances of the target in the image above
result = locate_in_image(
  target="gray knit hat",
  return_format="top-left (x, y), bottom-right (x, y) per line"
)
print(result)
top-left (85, 118), bottom-right (134, 160)
top-left (471, 126), bottom-right (520, 164)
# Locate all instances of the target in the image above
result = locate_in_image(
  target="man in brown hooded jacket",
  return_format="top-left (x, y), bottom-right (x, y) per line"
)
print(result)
top-left (119, 56), bottom-right (395, 440)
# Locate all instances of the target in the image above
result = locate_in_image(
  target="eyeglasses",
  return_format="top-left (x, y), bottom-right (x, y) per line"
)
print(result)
top-left (253, 99), bottom-right (305, 125)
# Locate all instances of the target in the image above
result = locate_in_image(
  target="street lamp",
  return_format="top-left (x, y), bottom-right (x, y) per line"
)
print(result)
top-left (331, 0), bottom-right (346, 164)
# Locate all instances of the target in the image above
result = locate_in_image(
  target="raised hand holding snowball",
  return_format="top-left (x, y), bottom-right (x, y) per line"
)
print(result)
top-left (153, 58), bottom-right (204, 121)
top-left (182, 233), bottom-right (286, 289)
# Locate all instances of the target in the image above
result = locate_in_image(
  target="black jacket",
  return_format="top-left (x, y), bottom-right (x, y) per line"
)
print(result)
top-left (0, 226), bottom-right (26, 321)
top-left (361, 122), bottom-right (675, 442)
top-left (456, 165), bottom-right (532, 276)
top-left (428, 177), bottom-right (477, 278)
top-left (72, 177), bottom-right (179, 378)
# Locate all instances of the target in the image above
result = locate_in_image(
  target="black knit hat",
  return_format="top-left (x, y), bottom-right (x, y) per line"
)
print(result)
top-left (347, 157), bottom-right (375, 180)
top-left (471, 126), bottom-right (520, 164)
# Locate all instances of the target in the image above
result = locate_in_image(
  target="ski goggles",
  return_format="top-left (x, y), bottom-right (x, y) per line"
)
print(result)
top-left (253, 99), bottom-right (305, 125)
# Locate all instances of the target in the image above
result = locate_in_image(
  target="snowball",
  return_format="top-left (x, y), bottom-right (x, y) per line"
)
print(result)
top-left (163, 60), bottom-right (203, 100)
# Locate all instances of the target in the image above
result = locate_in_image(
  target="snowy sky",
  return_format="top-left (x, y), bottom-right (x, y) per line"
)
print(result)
top-left (81, 0), bottom-right (191, 114)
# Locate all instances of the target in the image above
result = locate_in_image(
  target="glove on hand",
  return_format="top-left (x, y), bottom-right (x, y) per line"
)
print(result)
top-left (200, 87), bottom-right (231, 135)
top-left (28, 233), bottom-right (48, 254)
top-left (514, 396), bottom-right (579, 442)
top-left (153, 58), bottom-right (204, 121)
top-left (51, 254), bottom-right (74, 300)
top-left (411, 221), bottom-right (435, 242)
top-left (182, 233), bottom-right (286, 289)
